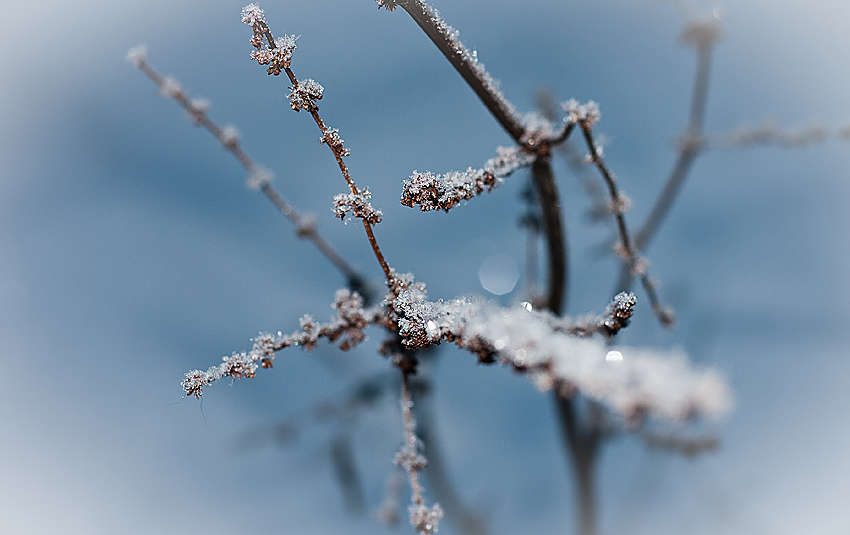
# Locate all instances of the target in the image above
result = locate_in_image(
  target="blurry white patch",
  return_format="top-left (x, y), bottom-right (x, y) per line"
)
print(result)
top-left (478, 253), bottom-right (519, 296)
top-left (606, 350), bottom-right (624, 363)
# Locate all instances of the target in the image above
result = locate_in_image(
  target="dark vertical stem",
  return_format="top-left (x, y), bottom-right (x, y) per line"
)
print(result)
top-left (555, 399), bottom-right (601, 535)
top-left (531, 156), bottom-right (567, 315)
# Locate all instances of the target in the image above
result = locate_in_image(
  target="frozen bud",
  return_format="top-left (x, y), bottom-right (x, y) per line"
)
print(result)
top-left (288, 78), bottom-right (323, 112)
top-left (126, 45), bottom-right (148, 67)
top-left (333, 189), bottom-right (383, 225)
top-left (563, 98), bottom-right (601, 128)
top-left (409, 503), bottom-right (444, 535)
top-left (160, 77), bottom-right (183, 99)
top-left (186, 98), bottom-right (211, 125)
top-left (246, 167), bottom-right (273, 190)
top-left (241, 3), bottom-right (265, 24)
top-left (679, 16), bottom-right (722, 49)
top-left (219, 125), bottom-right (240, 149)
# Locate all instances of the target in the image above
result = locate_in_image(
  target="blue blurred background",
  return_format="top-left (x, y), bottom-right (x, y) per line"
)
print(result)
top-left (2, 0), bottom-right (849, 533)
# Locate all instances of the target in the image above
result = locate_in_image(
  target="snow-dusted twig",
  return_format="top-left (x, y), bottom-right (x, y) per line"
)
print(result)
top-left (127, 48), bottom-right (366, 292)
top-left (401, 146), bottom-right (535, 212)
top-left (393, 290), bottom-right (730, 422)
top-left (377, 0), bottom-right (525, 143)
top-left (396, 371), bottom-right (444, 535)
top-left (571, 102), bottom-right (674, 326)
top-left (182, 289), bottom-right (386, 398)
top-left (243, 4), bottom-right (395, 284)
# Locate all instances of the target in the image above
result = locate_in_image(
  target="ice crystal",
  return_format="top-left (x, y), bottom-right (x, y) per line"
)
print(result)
top-left (250, 35), bottom-right (298, 76)
top-left (240, 3), bottom-right (265, 24)
top-left (287, 78), bottom-right (323, 112)
top-left (333, 189), bottom-right (383, 225)
top-left (409, 503), bottom-right (444, 535)
top-left (563, 98), bottom-right (601, 128)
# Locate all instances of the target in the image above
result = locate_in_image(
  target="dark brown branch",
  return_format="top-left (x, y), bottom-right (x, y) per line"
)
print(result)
top-left (390, 0), bottom-right (526, 143)
top-left (530, 156), bottom-right (567, 314)
top-left (579, 122), bottom-right (673, 326)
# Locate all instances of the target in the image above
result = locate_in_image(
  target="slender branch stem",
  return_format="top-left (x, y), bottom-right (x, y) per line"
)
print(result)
top-left (132, 55), bottom-right (365, 291)
top-left (579, 121), bottom-right (673, 326)
top-left (259, 23), bottom-right (396, 284)
top-left (394, 0), bottom-right (526, 143)
top-left (531, 156), bottom-right (567, 314)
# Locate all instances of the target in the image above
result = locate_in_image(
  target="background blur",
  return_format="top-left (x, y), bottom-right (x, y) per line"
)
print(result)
top-left (2, 0), bottom-right (849, 533)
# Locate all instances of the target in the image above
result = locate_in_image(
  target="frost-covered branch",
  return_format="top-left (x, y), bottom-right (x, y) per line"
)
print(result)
top-left (393, 290), bottom-right (730, 421)
top-left (127, 47), bottom-right (367, 293)
top-left (571, 100), bottom-right (674, 326)
top-left (377, 0), bottom-right (525, 143)
top-left (395, 371), bottom-right (444, 535)
top-left (182, 289), bottom-right (386, 398)
top-left (701, 119), bottom-right (850, 149)
top-left (401, 146), bottom-right (535, 212)
top-left (242, 3), bottom-right (396, 284)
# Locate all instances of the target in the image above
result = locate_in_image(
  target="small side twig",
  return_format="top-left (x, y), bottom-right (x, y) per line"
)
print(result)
top-left (571, 101), bottom-right (673, 326)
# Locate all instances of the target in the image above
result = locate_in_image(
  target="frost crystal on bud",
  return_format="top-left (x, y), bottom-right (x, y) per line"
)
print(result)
top-left (288, 78), bottom-right (323, 112)
top-left (409, 503), bottom-right (444, 535)
top-left (563, 98), bottom-right (601, 127)
top-left (241, 3), bottom-right (265, 24)
top-left (126, 45), bottom-right (148, 67)
top-left (333, 189), bottom-right (383, 225)
top-left (246, 167), bottom-right (273, 190)
top-left (219, 125), bottom-right (240, 149)
top-left (250, 34), bottom-right (298, 75)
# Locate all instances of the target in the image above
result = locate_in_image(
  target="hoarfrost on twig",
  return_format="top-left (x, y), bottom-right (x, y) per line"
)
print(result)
top-left (333, 189), bottom-right (383, 225)
top-left (401, 146), bottom-right (535, 212)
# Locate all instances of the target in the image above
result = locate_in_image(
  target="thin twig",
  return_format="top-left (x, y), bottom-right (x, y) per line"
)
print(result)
top-left (129, 51), bottom-right (367, 293)
top-left (615, 25), bottom-right (717, 294)
top-left (244, 10), bottom-right (396, 285)
top-left (579, 120), bottom-right (673, 326)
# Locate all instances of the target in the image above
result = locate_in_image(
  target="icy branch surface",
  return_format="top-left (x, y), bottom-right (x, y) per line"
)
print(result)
top-left (401, 146), bottom-right (535, 212)
top-left (393, 292), bottom-right (730, 421)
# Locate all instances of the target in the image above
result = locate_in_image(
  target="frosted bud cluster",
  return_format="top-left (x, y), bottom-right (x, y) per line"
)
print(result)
top-left (563, 98), bottom-right (601, 128)
top-left (333, 189), bottom-right (383, 225)
top-left (288, 78), bottom-right (323, 112)
top-left (401, 146), bottom-right (535, 212)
